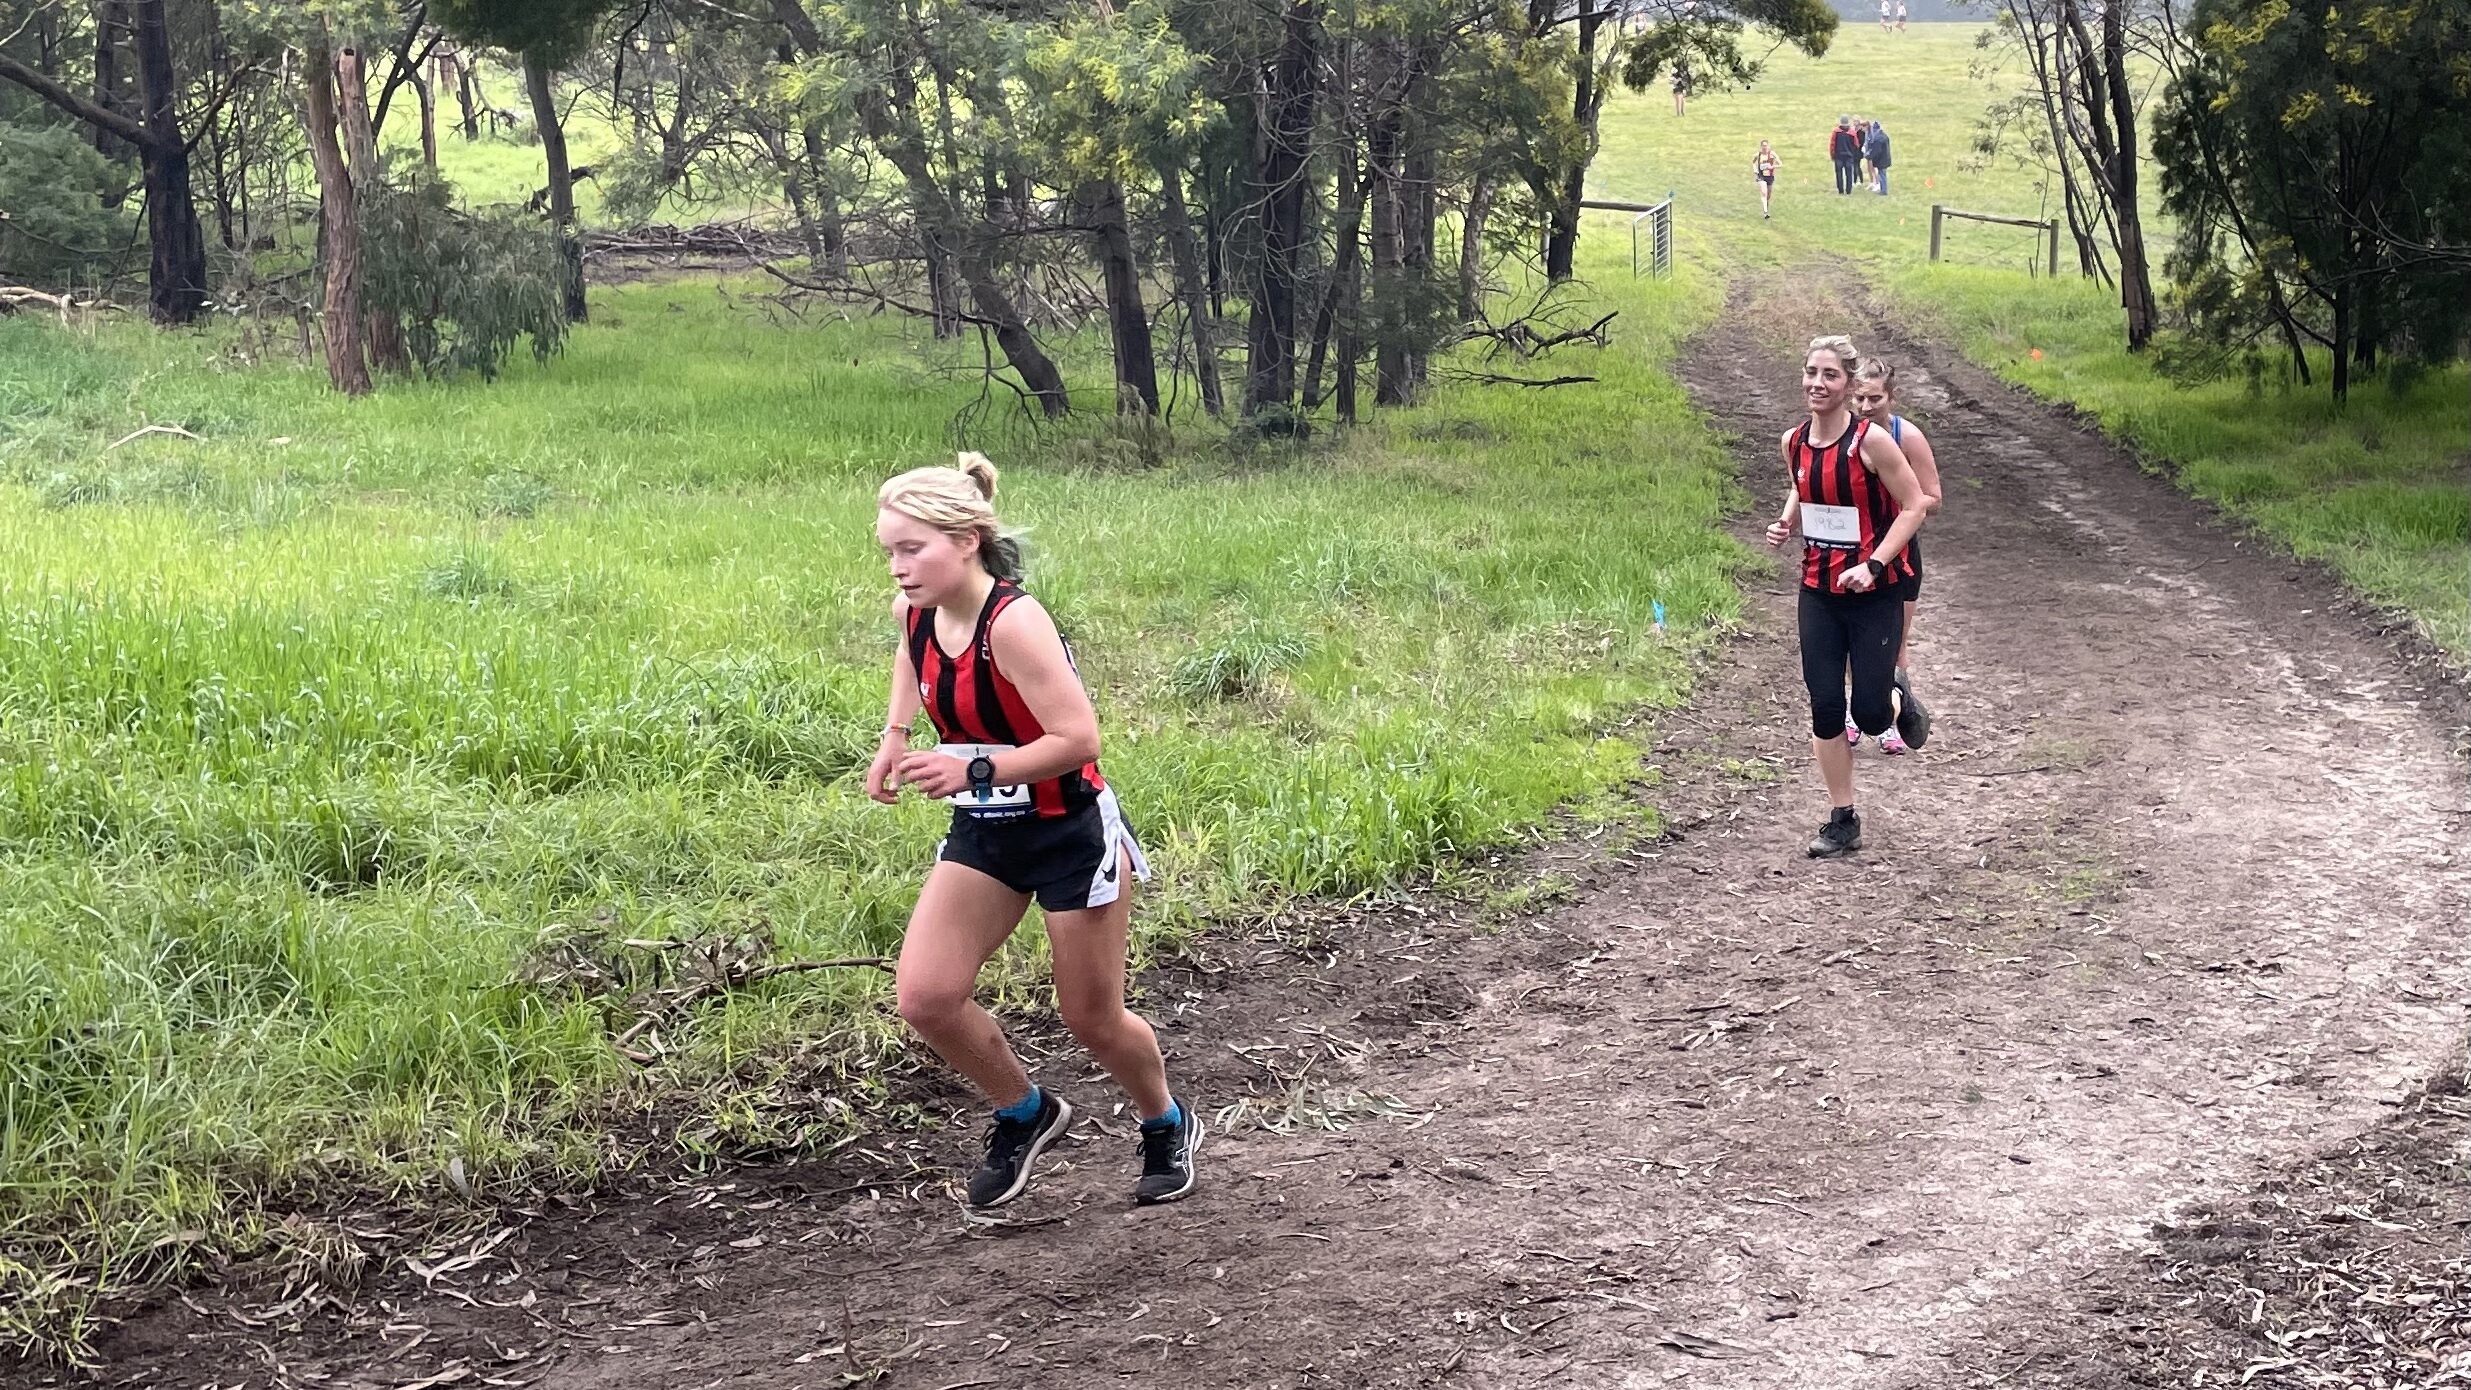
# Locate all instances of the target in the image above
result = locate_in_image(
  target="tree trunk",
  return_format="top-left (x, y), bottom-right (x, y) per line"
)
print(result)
top-left (1403, 104), bottom-right (1438, 393)
top-left (1303, 165), bottom-right (1367, 410)
top-left (805, 130), bottom-right (848, 277)
top-left (1335, 223), bottom-right (1362, 425)
top-left (923, 236), bottom-right (963, 338)
top-left (2355, 269), bottom-right (2379, 374)
top-left (1155, 160), bottom-right (1223, 416)
top-left (34, 5), bottom-right (60, 74)
top-left (1203, 199), bottom-right (1225, 321)
top-left (2008, 3), bottom-right (2105, 279)
top-left (203, 3), bottom-right (240, 251)
top-left (1457, 173), bottom-right (1494, 324)
top-left (0, 44), bottom-right (202, 321)
top-left (444, 51), bottom-right (478, 139)
top-left (304, 38), bottom-right (371, 396)
top-left (1080, 181), bottom-right (1159, 416)
top-left (1244, 0), bottom-right (1322, 416)
top-left (2098, 0), bottom-right (2155, 349)
top-left (2057, 0), bottom-right (2148, 346)
top-left (92, 0), bottom-right (129, 161)
top-left (858, 76), bottom-right (1068, 414)
top-left (1543, 0), bottom-right (1603, 281)
top-left (2330, 279), bottom-right (2351, 403)
top-left (129, 0), bottom-right (207, 324)
top-left (414, 73), bottom-right (438, 169)
top-left (1370, 52), bottom-right (1410, 406)
top-left (337, 44), bottom-right (412, 374)
top-left (523, 52), bottom-right (587, 322)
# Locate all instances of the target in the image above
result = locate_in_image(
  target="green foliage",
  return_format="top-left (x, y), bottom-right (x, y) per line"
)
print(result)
top-left (0, 119), bottom-right (125, 288)
top-left (1619, 0), bottom-right (1839, 93)
top-left (358, 169), bottom-right (569, 379)
top-left (1019, 2), bottom-right (1218, 181)
top-left (2152, 0), bottom-right (2471, 388)
top-left (429, 0), bottom-right (616, 64)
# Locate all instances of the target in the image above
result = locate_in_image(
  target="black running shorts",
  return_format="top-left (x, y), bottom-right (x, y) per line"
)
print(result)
top-left (1890, 538), bottom-right (1922, 603)
top-left (937, 788), bottom-right (1149, 911)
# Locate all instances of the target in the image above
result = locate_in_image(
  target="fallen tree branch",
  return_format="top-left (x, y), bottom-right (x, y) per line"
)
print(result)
top-left (759, 260), bottom-right (1007, 331)
top-left (107, 424), bottom-right (202, 450)
top-left (611, 954), bottom-right (894, 1058)
top-left (1449, 372), bottom-right (1600, 388)
top-left (1, 285), bottom-right (120, 321)
top-left (1459, 309), bottom-right (1619, 360)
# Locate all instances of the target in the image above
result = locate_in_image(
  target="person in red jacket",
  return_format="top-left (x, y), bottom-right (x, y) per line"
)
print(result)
top-left (1830, 116), bottom-right (1860, 196)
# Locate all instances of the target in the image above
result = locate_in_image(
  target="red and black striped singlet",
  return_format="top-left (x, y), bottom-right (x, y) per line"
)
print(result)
top-left (905, 580), bottom-right (1106, 819)
top-left (1793, 416), bottom-right (1912, 593)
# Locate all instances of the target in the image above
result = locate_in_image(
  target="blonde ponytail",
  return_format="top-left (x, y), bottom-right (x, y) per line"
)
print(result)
top-left (955, 450), bottom-right (1001, 502)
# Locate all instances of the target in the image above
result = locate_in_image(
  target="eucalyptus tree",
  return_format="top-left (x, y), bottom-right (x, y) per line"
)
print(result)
top-left (0, 0), bottom-right (214, 321)
top-left (429, 0), bottom-right (612, 319)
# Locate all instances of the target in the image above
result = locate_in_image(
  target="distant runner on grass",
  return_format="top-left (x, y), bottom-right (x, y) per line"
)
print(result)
top-left (1765, 337), bottom-right (1930, 857)
top-left (866, 454), bottom-right (1202, 1208)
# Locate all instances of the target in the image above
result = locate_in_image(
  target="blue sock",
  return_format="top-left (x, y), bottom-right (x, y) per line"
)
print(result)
top-left (1142, 1099), bottom-right (1182, 1130)
top-left (996, 1086), bottom-right (1043, 1123)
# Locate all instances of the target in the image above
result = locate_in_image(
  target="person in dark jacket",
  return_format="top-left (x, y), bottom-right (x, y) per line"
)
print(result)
top-left (1830, 116), bottom-right (1860, 195)
top-left (1865, 119), bottom-right (1892, 194)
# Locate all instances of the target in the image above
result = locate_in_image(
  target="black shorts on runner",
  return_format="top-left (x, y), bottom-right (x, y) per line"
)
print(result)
top-left (1890, 538), bottom-right (1922, 603)
top-left (937, 788), bottom-right (1149, 912)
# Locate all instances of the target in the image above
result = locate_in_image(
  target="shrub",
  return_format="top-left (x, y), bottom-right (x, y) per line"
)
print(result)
top-left (0, 121), bottom-right (124, 290)
top-left (358, 169), bottom-right (569, 379)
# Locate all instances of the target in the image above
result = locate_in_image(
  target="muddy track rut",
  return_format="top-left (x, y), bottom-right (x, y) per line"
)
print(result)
top-left (78, 271), bottom-right (2468, 1390)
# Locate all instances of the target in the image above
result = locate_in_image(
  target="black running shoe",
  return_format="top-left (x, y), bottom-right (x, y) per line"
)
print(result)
top-left (1808, 809), bottom-right (1862, 858)
top-left (1893, 669), bottom-right (1932, 750)
top-left (1133, 1101), bottom-right (1204, 1206)
top-left (966, 1091), bottom-right (1073, 1208)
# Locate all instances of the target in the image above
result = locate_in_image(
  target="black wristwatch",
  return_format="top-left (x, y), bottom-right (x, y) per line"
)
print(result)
top-left (966, 755), bottom-right (997, 795)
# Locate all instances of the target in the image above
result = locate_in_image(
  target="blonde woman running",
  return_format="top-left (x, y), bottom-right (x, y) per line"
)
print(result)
top-left (866, 454), bottom-right (1201, 1207)
top-left (1764, 336), bottom-right (1929, 856)
top-left (1852, 360), bottom-right (1940, 754)
top-left (1754, 140), bottom-right (1780, 218)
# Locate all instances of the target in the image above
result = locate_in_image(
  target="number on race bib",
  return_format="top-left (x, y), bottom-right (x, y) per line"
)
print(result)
top-left (1800, 503), bottom-right (1861, 546)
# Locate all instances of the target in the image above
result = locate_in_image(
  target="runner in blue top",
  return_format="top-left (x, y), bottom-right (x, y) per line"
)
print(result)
top-left (1851, 360), bottom-right (1941, 754)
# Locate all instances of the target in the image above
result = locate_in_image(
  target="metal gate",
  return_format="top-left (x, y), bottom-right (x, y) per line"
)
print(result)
top-left (1631, 196), bottom-right (1673, 278)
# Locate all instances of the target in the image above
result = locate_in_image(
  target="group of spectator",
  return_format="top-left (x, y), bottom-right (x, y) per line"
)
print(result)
top-left (1829, 115), bottom-right (1892, 196)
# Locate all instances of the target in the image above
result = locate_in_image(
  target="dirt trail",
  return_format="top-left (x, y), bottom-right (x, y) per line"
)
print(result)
top-left (79, 271), bottom-right (2467, 1390)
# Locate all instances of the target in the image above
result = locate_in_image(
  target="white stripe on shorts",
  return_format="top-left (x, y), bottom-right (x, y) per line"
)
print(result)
top-left (1085, 788), bottom-right (1151, 909)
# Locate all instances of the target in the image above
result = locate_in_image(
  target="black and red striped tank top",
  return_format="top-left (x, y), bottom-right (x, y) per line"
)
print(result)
top-left (1793, 416), bottom-right (1912, 593)
top-left (905, 580), bottom-right (1106, 819)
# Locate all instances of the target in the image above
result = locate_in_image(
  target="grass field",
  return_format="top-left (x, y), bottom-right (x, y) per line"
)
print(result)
top-left (1588, 22), bottom-right (2468, 659)
top-left (0, 243), bottom-right (1733, 1353)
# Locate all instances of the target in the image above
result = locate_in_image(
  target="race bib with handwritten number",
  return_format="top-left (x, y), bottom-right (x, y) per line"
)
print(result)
top-left (1801, 503), bottom-right (1861, 547)
top-left (936, 743), bottom-right (1032, 816)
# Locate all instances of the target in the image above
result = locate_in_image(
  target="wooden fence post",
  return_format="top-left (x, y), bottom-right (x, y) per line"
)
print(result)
top-left (1929, 204), bottom-right (1943, 263)
top-left (2047, 220), bottom-right (2059, 278)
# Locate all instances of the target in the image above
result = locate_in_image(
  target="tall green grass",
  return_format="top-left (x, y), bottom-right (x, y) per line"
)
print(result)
top-left (0, 246), bottom-right (1735, 1355)
top-left (1589, 22), bottom-right (2466, 660)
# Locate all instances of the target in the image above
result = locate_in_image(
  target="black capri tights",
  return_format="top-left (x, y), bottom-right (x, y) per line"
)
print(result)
top-left (1798, 586), bottom-right (1903, 739)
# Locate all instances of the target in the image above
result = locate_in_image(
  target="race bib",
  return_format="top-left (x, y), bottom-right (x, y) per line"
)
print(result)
top-left (1801, 503), bottom-right (1861, 546)
top-left (936, 742), bottom-right (1032, 815)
